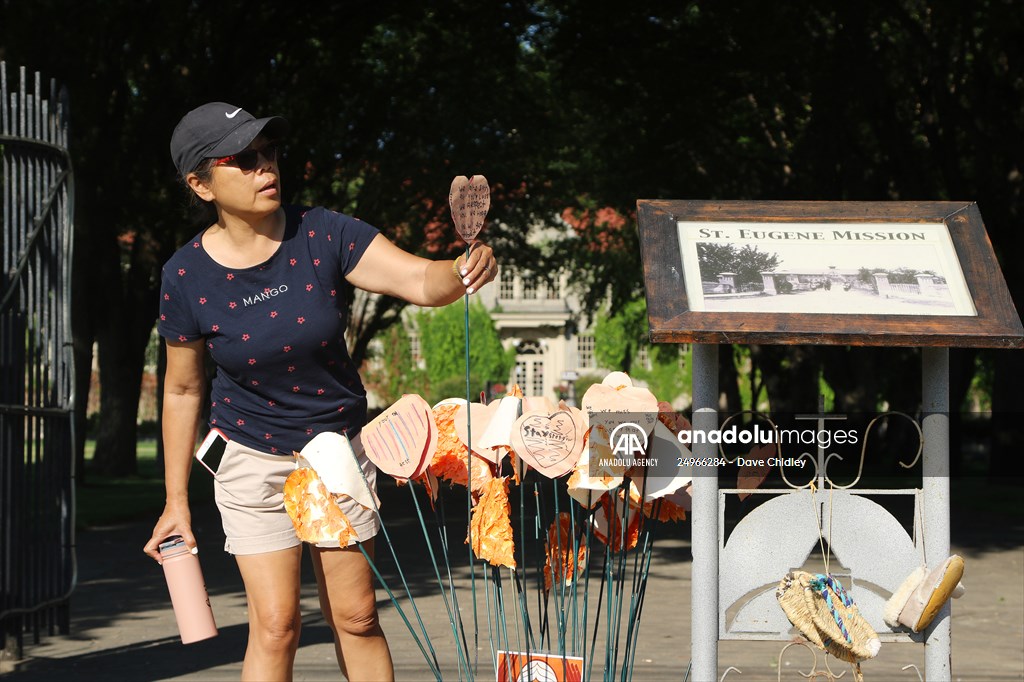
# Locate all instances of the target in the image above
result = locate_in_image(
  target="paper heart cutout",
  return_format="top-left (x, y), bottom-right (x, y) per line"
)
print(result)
top-left (453, 401), bottom-right (503, 464)
top-left (362, 394), bottom-right (436, 480)
top-left (510, 406), bottom-right (586, 478)
top-left (523, 395), bottom-right (557, 414)
top-left (602, 371), bottom-right (633, 388)
top-left (581, 383), bottom-right (660, 432)
top-left (449, 175), bottom-right (490, 243)
top-left (476, 395), bottom-right (521, 453)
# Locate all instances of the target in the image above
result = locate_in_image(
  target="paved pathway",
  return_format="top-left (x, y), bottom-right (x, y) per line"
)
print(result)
top-left (2, 481), bottom-right (1021, 681)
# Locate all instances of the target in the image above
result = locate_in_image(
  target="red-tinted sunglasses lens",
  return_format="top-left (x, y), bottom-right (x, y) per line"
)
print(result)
top-left (215, 142), bottom-right (279, 171)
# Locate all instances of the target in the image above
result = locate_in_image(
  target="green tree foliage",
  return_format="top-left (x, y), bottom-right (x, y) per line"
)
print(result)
top-left (593, 299), bottom-right (689, 404)
top-left (697, 243), bottom-right (781, 288)
top-left (361, 324), bottom-right (426, 406)
top-left (631, 344), bottom-right (691, 407)
top-left (3, 0), bottom-right (1022, 476)
top-left (417, 301), bottom-right (514, 405)
top-left (594, 299), bottom-right (649, 373)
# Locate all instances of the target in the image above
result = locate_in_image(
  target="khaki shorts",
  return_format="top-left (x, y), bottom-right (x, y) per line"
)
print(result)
top-left (213, 433), bottom-right (380, 555)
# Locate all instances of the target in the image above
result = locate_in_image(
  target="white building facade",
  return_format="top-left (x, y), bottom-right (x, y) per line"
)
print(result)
top-left (365, 265), bottom-right (601, 408)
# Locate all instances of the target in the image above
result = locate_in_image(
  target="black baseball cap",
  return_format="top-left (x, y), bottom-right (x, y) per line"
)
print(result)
top-left (170, 102), bottom-right (289, 176)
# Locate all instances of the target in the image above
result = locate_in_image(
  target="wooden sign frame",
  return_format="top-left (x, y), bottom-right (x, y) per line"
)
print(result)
top-left (636, 200), bottom-right (1023, 348)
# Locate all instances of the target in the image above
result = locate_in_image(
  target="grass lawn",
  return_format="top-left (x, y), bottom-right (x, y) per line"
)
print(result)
top-left (77, 439), bottom-right (214, 530)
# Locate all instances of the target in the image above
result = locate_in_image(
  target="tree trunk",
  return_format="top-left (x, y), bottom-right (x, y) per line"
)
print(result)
top-left (71, 226), bottom-right (97, 484)
top-left (87, 214), bottom-right (162, 476)
top-left (91, 320), bottom-right (150, 476)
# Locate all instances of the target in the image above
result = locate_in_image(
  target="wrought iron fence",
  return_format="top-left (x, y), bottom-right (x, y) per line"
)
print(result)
top-left (0, 61), bottom-right (76, 659)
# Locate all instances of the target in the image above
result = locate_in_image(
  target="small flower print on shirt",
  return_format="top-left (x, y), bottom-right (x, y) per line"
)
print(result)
top-left (293, 386), bottom-right (300, 393)
top-left (242, 333), bottom-right (250, 341)
top-left (313, 259), bottom-right (321, 266)
top-left (178, 268), bottom-right (186, 276)
top-left (297, 317), bottom-right (306, 324)
top-left (248, 358), bottom-right (256, 365)
top-left (229, 301), bottom-right (237, 309)
top-left (283, 345), bottom-right (292, 353)
top-left (308, 230), bottom-right (316, 238)
top-left (289, 258), bottom-right (297, 266)
top-left (193, 242), bottom-right (200, 248)
top-left (212, 325), bottom-right (220, 332)
top-left (305, 284), bottom-right (313, 292)
top-left (199, 297), bottom-right (207, 305)
top-left (270, 311), bottom-right (278, 318)
top-left (226, 273), bottom-right (235, 280)
top-left (236, 419), bottom-right (245, 426)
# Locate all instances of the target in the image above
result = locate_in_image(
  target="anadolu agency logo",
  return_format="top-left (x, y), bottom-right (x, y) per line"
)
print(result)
top-left (610, 422), bottom-right (649, 458)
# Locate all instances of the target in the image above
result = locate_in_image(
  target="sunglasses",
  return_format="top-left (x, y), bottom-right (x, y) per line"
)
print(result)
top-left (213, 142), bottom-right (280, 172)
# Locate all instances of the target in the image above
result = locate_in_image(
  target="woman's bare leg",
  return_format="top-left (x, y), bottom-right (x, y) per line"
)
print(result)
top-left (235, 545), bottom-right (303, 681)
top-left (312, 539), bottom-right (394, 681)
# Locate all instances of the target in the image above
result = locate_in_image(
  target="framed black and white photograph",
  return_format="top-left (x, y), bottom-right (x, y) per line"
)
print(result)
top-left (678, 221), bottom-right (976, 316)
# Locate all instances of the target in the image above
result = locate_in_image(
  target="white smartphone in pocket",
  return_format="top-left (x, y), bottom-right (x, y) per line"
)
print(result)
top-left (194, 428), bottom-right (228, 477)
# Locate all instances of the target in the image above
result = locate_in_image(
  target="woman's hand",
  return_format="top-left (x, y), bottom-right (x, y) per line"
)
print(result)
top-left (143, 501), bottom-right (196, 564)
top-left (453, 241), bottom-right (497, 295)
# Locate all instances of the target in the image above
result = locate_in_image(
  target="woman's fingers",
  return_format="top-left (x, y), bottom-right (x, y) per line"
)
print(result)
top-left (460, 243), bottom-right (497, 294)
top-left (144, 508), bottom-right (196, 563)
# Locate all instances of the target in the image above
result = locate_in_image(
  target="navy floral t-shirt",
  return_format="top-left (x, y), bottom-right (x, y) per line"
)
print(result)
top-left (158, 205), bottom-right (379, 455)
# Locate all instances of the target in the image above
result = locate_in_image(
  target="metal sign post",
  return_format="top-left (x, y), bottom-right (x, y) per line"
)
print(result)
top-left (690, 343), bottom-right (719, 680)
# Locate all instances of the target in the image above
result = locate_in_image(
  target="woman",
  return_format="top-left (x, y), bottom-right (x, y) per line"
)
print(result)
top-left (143, 102), bottom-right (497, 681)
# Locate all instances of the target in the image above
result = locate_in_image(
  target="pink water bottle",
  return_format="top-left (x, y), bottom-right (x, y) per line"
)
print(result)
top-left (159, 536), bottom-right (218, 644)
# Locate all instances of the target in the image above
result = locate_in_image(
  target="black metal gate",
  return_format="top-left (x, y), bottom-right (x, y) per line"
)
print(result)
top-left (0, 62), bottom-right (75, 659)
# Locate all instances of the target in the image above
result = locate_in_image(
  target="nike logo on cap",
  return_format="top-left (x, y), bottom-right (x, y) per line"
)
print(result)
top-left (225, 108), bottom-right (242, 119)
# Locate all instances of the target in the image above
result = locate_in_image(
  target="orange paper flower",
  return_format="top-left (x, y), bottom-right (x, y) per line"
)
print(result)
top-left (642, 497), bottom-right (687, 523)
top-left (283, 467), bottom-right (356, 545)
top-left (430, 403), bottom-right (469, 479)
top-left (467, 477), bottom-right (516, 568)
top-left (592, 492), bottom-right (641, 552)
top-left (429, 403), bottom-right (494, 494)
top-left (544, 512), bottom-right (588, 592)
